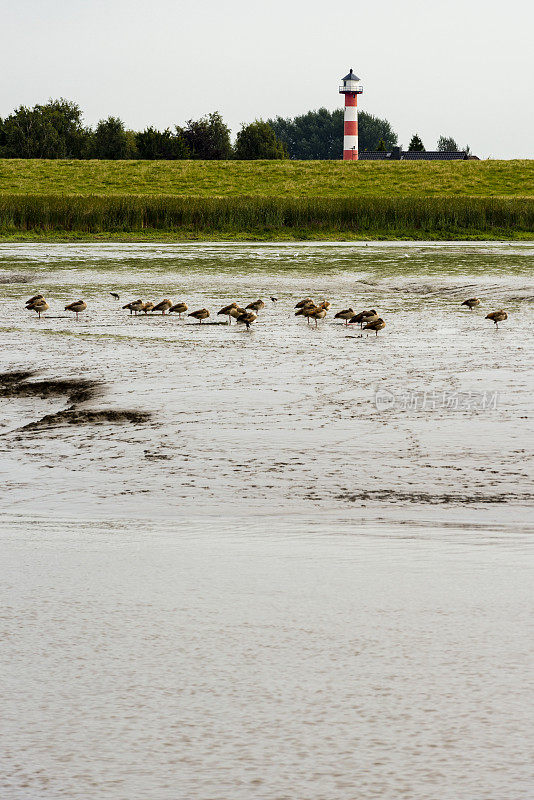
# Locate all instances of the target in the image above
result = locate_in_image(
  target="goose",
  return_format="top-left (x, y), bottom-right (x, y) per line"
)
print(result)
top-left (65, 300), bottom-right (87, 321)
top-left (26, 293), bottom-right (45, 305)
top-left (169, 302), bottom-right (188, 318)
top-left (229, 306), bottom-right (247, 320)
top-left (142, 301), bottom-right (154, 314)
top-left (319, 300), bottom-right (331, 310)
top-left (188, 308), bottom-right (210, 323)
top-left (122, 300), bottom-right (143, 315)
top-left (349, 310), bottom-right (369, 327)
top-left (295, 305), bottom-right (317, 324)
top-left (360, 312), bottom-right (379, 326)
top-left (310, 307), bottom-right (327, 327)
top-left (217, 302), bottom-right (238, 324)
top-left (270, 296), bottom-right (278, 302)
top-left (350, 309), bottom-right (378, 327)
top-left (485, 310), bottom-right (507, 329)
top-left (110, 292), bottom-right (120, 300)
top-left (462, 298), bottom-right (480, 309)
top-left (246, 299), bottom-right (265, 313)
top-left (334, 308), bottom-right (355, 325)
top-left (363, 317), bottom-right (386, 336)
top-left (295, 298), bottom-right (314, 309)
top-left (153, 299), bottom-right (173, 315)
top-left (27, 298), bottom-right (49, 318)
top-left (236, 311), bottom-right (257, 330)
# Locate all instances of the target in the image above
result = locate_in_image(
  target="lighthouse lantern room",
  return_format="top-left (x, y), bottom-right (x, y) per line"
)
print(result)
top-left (339, 69), bottom-right (363, 160)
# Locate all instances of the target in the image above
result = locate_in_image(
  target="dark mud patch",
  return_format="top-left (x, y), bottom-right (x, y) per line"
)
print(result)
top-left (20, 408), bottom-right (151, 431)
top-left (1, 371), bottom-right (151, 432)
top-left (338, 489), bottom-right (534, 505)
top-left (0, 372), bottom-right (101, 404)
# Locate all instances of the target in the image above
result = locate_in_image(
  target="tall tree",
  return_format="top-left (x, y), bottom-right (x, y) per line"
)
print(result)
top-left (408, 134), bottom-right (425, 152)
top-left (437, 135), bottom-right (459, 151)
top-left (234, 120), bottom-right (287, 159)
top-left (179, 112), bottom-right (232, 159)
top-left (0, 99), bottom-right (87, 158)
top-left (135, 127), bottom-right (189, 159)
top-left (89, 117), bottom-right (129, 159)
top-left (267, 108), bottom-right (397, 159)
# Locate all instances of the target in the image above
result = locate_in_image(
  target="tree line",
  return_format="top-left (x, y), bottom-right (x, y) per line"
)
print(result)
top-left (0, 98), bottom-right (466, 160)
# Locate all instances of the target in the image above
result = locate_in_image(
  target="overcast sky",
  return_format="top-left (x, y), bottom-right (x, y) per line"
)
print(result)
top-left (2, 0), bottom-right (533, 158)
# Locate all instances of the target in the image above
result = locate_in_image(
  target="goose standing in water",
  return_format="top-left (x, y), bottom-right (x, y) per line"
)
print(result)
top-left (153, 299), bottom-right (173, 315)
top-left (65, 300), bottom-right (87, 321)
top-left (218, 302), bottom-right (238, 324)
top-left (122, 300), bottom-right (143, 315)
top-left (363, 318), bottom-right (386, 336)
top-left (462, 298), bottom-right (480, 309)
top-left (295, 298), bottom-right (314, 309)
top-left (169, 302), bottom-right (188, 318)
top-left (188, 308), bottom-right (210, 323)
top-left (236, 311), bottom-right (257, 330)
top-left (142, 301), bottom-right (154, 314)
top-left (229, 306), bottom-right (246, 321)
top-left (26, 298), bottom-right (49, 318)
top-left (310, 307), bottom-right (327, 327)
top-left (349, 309), bottom-right (378, 327)
top-left (485, 310), bottom-right (507, 329)
top-left (246, 299), bottom-right (265, 313)
top-left (295, 305), bottom-right (316, 324)
top-left (334, 308), bottom-right (355, 326)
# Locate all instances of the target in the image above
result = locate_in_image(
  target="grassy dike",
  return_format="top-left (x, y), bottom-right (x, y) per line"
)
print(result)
top-left (0, 159), bottom-right (533, 240)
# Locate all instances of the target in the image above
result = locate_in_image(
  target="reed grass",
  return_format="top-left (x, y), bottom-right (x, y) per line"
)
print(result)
top-left (0, 194), bottom-right (532, 238)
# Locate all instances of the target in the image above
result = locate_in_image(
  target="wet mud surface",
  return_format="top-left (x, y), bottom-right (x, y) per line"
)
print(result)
top-left (0, 240), bottom-right (533, 525)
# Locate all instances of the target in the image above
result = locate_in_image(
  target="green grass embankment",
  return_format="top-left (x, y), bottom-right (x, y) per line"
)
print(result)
top-left (0, 159), bottom-right (532, 240)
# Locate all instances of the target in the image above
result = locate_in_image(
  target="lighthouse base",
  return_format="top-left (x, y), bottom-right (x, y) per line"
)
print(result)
top-left (343, 150), bottom-right (359, 160)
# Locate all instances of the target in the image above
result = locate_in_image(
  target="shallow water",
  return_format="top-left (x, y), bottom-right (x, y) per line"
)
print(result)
top-left (1, 242), bottom-right (533, 799)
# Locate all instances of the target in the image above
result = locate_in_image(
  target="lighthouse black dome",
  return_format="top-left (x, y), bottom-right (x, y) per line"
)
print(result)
top-left (342, 69), bottom-right (360, 81)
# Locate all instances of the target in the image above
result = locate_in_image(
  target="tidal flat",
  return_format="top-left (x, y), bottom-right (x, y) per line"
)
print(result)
top-left (1, 241), bottom-right (533, 800)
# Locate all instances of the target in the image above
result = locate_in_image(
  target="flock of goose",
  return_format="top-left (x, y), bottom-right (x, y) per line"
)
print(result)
top-left (23, 293), bottom-right (509, 331)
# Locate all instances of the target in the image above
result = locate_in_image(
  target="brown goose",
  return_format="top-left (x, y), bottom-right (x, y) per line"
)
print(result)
top-left (142, 301), bottom-right (154, 314)
top-left (65, 300), bottom-right (87, 321)
top-left (295, 298), bottom-right (314, 309)
top-left (122, 300), bottom-right (143, 315)
top-left (217, 302), bottom-right (238, 324)
top-left (188, 308), bottom-right (210, 323)
top-left (295, 305), bottom-right (317, 324)
top-left (169, 302), bottom-right (188, 318)
top-left (310, 307), bottom-right (327, 327)
top-left (334, 308), bottom-right (355, 326)
top-left (350, 309), bottom-right (379, 327)
top-left (485, 310), bottom-right (507, 329)
top-left (363, 317), bottom-right (386, 336)
top-left (319, 300), bottom-right (331, 310)
top-left (26, 293), bottom-right (45, 305)
top-left (462, 298), bottom-right (480, 309)
top-left (229, 306), bottom-right (247, 320)
top-left (236, 311), bottom-right (257, 329)
top-left (246, 299), bottom-right (265, 313)
top-left (153, 299), bottom-right (173, 315)
top-left (27, 298), bottom-right (49, 318)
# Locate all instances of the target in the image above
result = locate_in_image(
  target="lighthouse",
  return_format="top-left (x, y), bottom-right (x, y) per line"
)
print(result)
top-left (339, 69), bottom-right (363, 160)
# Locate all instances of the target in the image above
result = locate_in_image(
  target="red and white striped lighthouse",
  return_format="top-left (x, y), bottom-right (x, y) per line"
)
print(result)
top-left (339, 69), bottom-right (363, 160)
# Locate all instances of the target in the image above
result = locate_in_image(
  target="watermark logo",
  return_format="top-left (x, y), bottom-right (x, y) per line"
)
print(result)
top-left (374, 388), bottom-right (499, 412)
